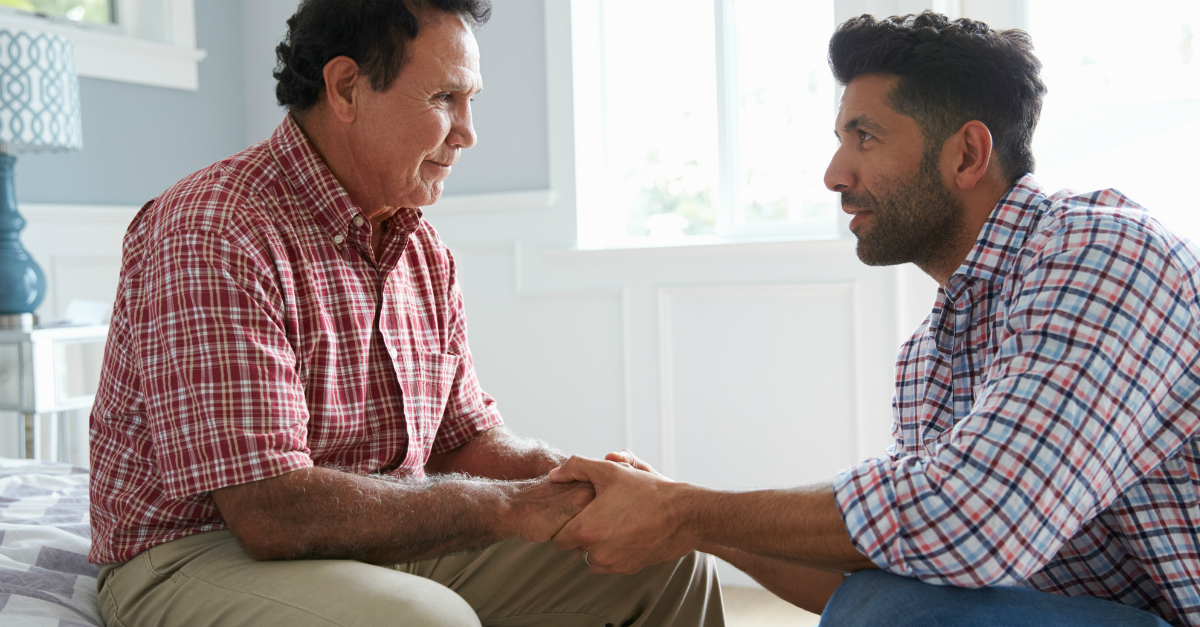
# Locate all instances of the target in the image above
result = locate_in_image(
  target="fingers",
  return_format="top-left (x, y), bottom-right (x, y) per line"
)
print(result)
top-left (548, 454), bottom-right (611, 484)
top-left (511, 478), bottom-right (596, 543)
top-left (604, 449), bottom-right (660, 475)
top-left (551, 509), bottom-right (586, 551)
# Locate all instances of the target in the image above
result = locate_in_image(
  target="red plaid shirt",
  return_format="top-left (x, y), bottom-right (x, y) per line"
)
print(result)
top-left (835, 176), bottom-right (1200, 625)
top-left (89, 116), bottom-right (503, 564)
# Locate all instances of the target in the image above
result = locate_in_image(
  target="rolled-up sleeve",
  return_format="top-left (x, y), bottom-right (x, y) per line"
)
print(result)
top-left (835, 224), bottom-right (1200, 587)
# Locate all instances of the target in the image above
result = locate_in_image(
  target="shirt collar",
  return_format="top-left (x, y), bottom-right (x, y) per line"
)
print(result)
top-left (268, 115), bottom-right (424, 251)
top-left (944, 174), bottom-right (1051, 301)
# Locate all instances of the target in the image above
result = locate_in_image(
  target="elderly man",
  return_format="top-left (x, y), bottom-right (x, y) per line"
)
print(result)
top-left (550, 12), bottom-right (1199, 627)
top-left (87, 1), bottom-right (721, 626)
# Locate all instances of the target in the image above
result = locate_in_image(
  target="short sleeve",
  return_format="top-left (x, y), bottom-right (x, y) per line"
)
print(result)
top-left (138, 229), bottom-right (313, 500)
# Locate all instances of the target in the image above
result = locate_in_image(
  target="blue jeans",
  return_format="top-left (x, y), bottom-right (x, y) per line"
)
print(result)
top-left (820, 570), bottom-right (1172, 627)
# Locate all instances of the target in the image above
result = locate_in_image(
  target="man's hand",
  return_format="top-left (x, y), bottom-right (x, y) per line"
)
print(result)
top-left (603, 449), bottom-right (661, 475)
top-left (500, 477), bottom-right (595, 543)
top-left (548, 456), bottom-right (699, 574)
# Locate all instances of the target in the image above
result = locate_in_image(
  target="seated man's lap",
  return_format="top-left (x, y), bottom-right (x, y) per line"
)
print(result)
top-left (98, 529), bottom-right (480, 627)
top-left (398, 537), bottom-right (722, 627)
top-left (820, 570), bottom-right (1171, 627)
top-left (99, 530), bottom-right (722, 627)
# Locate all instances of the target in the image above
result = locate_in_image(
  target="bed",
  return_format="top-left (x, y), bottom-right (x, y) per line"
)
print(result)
top-left (0, 457), bottom-right (101, 626)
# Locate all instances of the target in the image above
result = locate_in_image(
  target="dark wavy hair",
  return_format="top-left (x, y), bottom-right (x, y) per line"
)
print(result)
top-left (828, 11), bottom-right (1046, 183)
top-left (274, 0), bottom-right (492, 113)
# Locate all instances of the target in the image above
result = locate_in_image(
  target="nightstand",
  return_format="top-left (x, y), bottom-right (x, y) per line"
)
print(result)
top-left (0, 317), bottom-right (108, 466)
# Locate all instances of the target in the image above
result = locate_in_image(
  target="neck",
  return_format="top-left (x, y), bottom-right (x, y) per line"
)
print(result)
top-left (923, 176), bottom-right (1012, 287)
top-left (293, 111), bottom-right (392, 224)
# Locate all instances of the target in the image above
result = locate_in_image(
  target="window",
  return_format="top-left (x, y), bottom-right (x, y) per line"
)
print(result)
top-left (0, 0), bottom-right (205, 91)
top-left (572, 0), bottom-right (1198, 248)
top-left (573, 0), bottom-right (842, 248)
top-left (1025, 0), bottom-right (1200, 242)
top-left (0, 0), bottom-right (113, 25)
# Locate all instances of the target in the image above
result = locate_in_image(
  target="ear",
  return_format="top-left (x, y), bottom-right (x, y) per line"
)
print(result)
top-left (943, 120), bottom-right (993, 190)
top-left (321, 56), bottom-right (361, 124)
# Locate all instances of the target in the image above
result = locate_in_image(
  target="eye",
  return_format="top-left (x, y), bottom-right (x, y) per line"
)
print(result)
top-left (858, 130), bottom-right (875, 142)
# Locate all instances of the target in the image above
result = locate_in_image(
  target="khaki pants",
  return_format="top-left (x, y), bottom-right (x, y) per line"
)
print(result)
top-left (97, 530), bottom-right (724, 627)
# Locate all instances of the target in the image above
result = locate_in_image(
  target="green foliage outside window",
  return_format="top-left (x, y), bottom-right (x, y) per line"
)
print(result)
top-left (0, 0), bottom-right (112, 24)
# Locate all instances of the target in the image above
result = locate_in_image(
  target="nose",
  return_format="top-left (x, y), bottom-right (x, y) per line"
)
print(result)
top-left (824, 142), bottom-right (855, 193)
top-left (448, 100), bottom-right (477, 150)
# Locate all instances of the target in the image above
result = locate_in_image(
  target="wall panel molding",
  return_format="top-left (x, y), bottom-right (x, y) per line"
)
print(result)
top-left (432, 190), bottom-right (555, 215)
top-left (657, 283), bottom-right (861, 482)
top-left (18, 204), bottom-right (135, 321)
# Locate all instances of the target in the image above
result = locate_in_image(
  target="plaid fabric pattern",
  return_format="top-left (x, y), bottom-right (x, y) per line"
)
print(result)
top-left (834, 175), bottom-right (1200, 625)
top-left (89, 116), bottom-right (503, 565)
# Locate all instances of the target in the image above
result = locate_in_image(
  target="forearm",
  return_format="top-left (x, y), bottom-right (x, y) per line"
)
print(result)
top-left (700, 543), bottom-right (845, 615)
top-left (212, 465), bottom-right (579, 564)
top-left (432, 426), bottom-right (567, 479)
top-left (679, 482), bottom-right (875, 572)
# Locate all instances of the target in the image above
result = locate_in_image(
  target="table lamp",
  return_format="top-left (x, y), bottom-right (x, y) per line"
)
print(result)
top-left (0, 30), bottom-right (82, 329)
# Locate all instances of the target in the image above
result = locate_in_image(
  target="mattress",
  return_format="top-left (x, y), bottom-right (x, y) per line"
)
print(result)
top-left (0, 457), bottom-right (100, 626)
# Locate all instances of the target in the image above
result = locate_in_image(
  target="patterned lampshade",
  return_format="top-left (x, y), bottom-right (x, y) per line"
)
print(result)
top-left (0, 30), bottom-right (82, 154)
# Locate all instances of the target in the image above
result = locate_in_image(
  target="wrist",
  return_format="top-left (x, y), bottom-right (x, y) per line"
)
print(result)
top-left (492, 479), bottom-right (530, 539)
top-left (666, 482), bottom-right (711, 547)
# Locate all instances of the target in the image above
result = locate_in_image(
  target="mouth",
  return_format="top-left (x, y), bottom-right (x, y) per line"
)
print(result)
top-left (847, 209), bottom-right (872, 232)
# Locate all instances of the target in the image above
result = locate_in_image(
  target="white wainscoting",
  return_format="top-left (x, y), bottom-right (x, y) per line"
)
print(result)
top-left (20, 203), bottom-right (140, 322)
top-left (0, 204), bottom-right (140, 466)
top-left (660, 283), bottom-right (860, 488)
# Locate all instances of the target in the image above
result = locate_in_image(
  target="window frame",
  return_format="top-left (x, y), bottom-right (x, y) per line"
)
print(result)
top-left (0, 0), bottom-right (206, 91)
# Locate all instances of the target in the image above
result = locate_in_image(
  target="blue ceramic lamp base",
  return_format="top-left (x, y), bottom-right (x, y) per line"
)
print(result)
top-left (0, 153), bottom-right (46, 315)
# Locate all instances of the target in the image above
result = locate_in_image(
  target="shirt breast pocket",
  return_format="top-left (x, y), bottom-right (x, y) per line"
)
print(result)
top-left (397, 351), bottom-right (462, 445)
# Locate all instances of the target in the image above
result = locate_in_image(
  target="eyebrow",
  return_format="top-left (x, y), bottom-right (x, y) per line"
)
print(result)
top-left (446, 82), bottom-right (482, 95)
top-left (836, 115), bottom-right (883, 137)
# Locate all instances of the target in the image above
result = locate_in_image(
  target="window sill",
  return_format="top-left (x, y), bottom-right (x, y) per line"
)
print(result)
top-left (0, 11), bottom-right (206, 91)
top-left (547, 233), bottom-right (855, 262)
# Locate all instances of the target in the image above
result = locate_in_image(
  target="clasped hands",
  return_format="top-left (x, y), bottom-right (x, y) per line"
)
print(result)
top-left (544, 450), bottom-right (700, 575)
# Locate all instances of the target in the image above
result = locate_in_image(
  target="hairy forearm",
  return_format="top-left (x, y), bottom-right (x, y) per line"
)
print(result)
top-left (700, 543), bottom-right (845, 614)
top-left (679, 483), bottom-right (876, 572)
top-left (432, 426), bottom-right (567, 480)
top-left (212, 466), bottom-right (579, 564)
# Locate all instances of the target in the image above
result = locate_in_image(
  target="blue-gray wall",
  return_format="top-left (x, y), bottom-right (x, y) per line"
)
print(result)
top-left (452, 0), bottom-right (549, 194)
top-left (16, 0), bottom-right (247, 205)
top-left (16, 0), bottom-right (549, 205)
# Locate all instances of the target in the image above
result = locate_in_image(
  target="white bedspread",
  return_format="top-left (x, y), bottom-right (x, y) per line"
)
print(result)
top-left (0, 457), bottom-right (100, 627)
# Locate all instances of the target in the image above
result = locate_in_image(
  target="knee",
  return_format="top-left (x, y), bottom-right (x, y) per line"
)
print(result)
top-left (681, 550), bottom-right (717, 576)
top-left (336, 571), bottom-right (480, 624)
top-left (355, 575), bottom-right (481, 627)
top-left (674, 550), bottom-right (719, 591)
top-left (820, 570), bottom-right (927, 627)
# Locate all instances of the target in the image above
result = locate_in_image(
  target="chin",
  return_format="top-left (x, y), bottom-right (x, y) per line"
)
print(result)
top-left (397, 184), bottom-right (443, 209)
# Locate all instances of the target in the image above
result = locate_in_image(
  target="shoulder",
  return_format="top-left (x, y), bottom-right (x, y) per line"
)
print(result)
top-left (1006, 188), bottom-right (1200, 324)
top-left (124, 142), bottom-right (288, 264)
top-left (1019, 188), bottom-right (1198, 283)
top-left (132, 141), bottom-right (282, 240)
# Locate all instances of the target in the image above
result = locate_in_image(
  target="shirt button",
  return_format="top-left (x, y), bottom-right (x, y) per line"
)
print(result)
top-left (353, 216), bottom-right (364, 227)
top-left (333, 234), bottom-right (345, 245)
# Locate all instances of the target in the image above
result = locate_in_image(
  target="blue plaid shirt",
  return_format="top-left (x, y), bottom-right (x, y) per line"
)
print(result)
top-left (834, 176), bottom-right (1200, 625)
